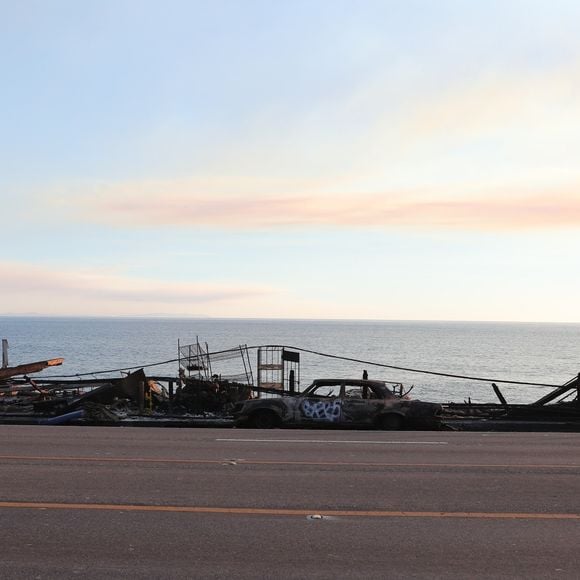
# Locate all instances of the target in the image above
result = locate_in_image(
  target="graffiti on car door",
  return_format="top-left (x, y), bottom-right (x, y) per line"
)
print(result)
top-left (300, 399), bottom-right (342, 422)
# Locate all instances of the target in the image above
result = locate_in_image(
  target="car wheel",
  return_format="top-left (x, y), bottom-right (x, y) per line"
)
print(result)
top-left (379, 414), bottom-right (404, 430)
top-left (250, 410), bottom-right (280, 429)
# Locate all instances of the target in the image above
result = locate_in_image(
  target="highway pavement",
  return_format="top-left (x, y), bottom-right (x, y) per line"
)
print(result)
top-left (0, 426), bottom-right (579, 578)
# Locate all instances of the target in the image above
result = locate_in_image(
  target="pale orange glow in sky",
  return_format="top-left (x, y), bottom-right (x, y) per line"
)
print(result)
top-left (74, 189), bottom-right (580, 231)
top-left (2, 1), bottom-right (580, 321)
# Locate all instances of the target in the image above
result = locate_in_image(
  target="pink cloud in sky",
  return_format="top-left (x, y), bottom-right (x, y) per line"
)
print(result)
top-left (0, 262), bottom-right (273, 312)
top-left (80, 189), bottom-right (580, 231)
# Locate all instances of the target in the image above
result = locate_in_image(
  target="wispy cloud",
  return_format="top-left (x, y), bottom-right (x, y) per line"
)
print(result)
top-left (49, 64), bottom-right (580, 234)
top-left (69, 183), bottom-right (580, 232)
top-left (0, 261), bottom-right (274, 315)
top-left (30, 60), bottom-right (580, 237)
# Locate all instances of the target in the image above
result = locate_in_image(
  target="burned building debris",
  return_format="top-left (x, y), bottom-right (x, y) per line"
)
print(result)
top-left (0, 337), bottom-right (579, 431)
top-left (0, 339), bottom-right (265, 426)
top-left (442, 374), bottom-right (580, 430)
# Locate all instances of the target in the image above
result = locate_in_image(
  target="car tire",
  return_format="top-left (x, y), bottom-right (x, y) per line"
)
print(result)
top-left (379, 413), bottom-right (404, 430)
top-left (250, 410), bottom-right (280, 429)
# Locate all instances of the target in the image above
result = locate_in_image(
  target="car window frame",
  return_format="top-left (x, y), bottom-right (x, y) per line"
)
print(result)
top-left (305, 382), bottom-right (342, 398)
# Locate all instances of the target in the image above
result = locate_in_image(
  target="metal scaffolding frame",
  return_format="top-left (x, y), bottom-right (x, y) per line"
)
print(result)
top-left (178, 339), bottom-right (254, 385)
top-left (257, 346), bottom-right (300, 394)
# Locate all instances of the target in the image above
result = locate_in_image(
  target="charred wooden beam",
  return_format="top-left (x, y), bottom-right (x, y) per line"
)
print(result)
top-left (492, 383), bottom-right (508, 406)
top-left (532, 374), bottom-right (579, 406)
top-left (0, 358), bottom-right (64, 381)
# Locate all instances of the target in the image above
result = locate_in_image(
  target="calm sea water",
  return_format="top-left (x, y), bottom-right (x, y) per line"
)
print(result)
top-left (1, 317), bottom-right (579, 404)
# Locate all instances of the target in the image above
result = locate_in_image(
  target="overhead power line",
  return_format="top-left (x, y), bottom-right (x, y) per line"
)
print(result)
top-left (42, 344), bottom-right (565, 389)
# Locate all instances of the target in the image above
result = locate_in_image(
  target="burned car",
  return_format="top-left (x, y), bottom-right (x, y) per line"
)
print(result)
top-left (233, 379), bottom-right (442, 430)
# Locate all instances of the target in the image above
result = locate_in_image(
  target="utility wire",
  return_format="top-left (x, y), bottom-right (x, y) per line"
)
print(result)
top-left (45, 357), bottom-right (180, 378)
top-left (265, 345), bottom-right (564, 388)
top-left (42, 344), bottom-right (566, 389)
top-left (43, 346), bottom-right (246, 378)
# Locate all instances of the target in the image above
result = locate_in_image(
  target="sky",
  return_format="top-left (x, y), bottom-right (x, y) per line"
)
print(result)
top-left (1, 0), bottom-right (580, 322)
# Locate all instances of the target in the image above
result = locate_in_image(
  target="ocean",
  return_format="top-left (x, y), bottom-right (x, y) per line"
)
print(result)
top-left (1, 317), bottom-right (579, 404)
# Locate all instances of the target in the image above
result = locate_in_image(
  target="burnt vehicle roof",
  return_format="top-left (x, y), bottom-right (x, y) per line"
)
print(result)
top-left (310, 379), bottom-right (390, 387)
top-left (305, 379), bottom-right (395, 397)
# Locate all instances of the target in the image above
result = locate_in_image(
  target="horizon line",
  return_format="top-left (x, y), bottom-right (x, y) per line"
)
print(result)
top-left (0, 314), bottom-right (578, 325)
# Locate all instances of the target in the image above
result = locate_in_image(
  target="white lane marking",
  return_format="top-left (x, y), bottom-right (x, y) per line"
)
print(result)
top-left (216, 439), bottom-right (448, 445)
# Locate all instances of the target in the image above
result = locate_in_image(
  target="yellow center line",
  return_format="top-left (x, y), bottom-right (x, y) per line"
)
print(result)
top-left (0, 501), bottom-right (578, 520)
top-left (0, 455), bottom-right (578, 469)
top-left (0, 455), bottom-right (220, 464)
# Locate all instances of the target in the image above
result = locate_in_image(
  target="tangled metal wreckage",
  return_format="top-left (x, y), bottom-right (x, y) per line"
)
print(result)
top-left (0, 341), bottom-right (293, 426)
top-left (1, 338), bottom-right (580, 431)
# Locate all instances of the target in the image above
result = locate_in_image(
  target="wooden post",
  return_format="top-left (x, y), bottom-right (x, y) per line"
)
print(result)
top-left (1, 339), bottom-right (7, 369)
top-left (168, 380), bottom-right (174, 414)
top-left (138, 381), bottom-right (145, 415)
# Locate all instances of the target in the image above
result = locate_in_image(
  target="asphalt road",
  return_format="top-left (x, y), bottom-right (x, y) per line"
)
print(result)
top-left (1, 426), bottom-right (579, 579)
